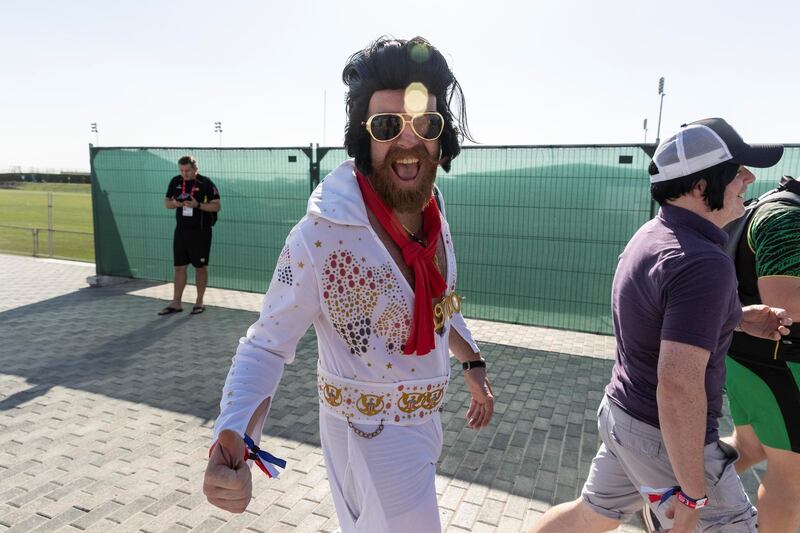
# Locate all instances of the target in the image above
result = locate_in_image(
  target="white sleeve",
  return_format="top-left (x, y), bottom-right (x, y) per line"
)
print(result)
top-left (435, 188), bottom-right (479, 354)
top-left (450, 312), bottom-right (480, 354)
top-left (212, 227), bottom-right (320, 441)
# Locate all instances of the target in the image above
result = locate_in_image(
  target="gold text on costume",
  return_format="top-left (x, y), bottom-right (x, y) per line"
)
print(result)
top-left (356, 394), bottom-right (385, 416)
top-left (433, 291), bottom-right (462, 333)
top-left (324, 384), bottom-right (343, 406)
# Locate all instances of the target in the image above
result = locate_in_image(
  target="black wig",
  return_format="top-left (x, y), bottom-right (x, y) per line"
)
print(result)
top-left (649, 160), bottom-right (739, 210)
top-left (342, 36), bottom-right (472, 175)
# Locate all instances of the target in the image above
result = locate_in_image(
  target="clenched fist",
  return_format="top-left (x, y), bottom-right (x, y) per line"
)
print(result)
top-left (203, 430), bottom-right (252, 513)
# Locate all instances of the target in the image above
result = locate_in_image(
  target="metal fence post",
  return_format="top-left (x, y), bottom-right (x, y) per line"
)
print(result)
top-left (47, 191), bottom-right (54, 257)
top-left (32, 228), bottom-right (39, 257)
top-left (302, 143), bottom-right (333, 193)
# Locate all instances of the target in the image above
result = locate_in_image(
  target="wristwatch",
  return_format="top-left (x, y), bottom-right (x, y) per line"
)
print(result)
top-left (462, 359), bottom-right (486, 370)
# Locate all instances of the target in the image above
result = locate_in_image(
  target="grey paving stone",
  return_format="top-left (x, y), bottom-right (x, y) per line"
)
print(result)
top-left (3, 254), bottom-right (760, 532)
top-left (29, 506), bottom-right (86, 533)
top-left (5, 514), bottom-right (48, 533)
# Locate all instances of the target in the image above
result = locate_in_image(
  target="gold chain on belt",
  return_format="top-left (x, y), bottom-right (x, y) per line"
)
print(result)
top-left (346, 417), bottom-right (385, 439)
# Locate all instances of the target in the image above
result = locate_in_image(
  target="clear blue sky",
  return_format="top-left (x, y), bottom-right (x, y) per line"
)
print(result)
top-left (2, 0), bottom-right (798, 172)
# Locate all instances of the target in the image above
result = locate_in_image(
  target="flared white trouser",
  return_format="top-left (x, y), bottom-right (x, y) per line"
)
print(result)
top-left (319, 410), bottom-right (444, 533)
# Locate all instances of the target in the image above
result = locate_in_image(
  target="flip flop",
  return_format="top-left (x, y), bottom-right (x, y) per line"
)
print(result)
top-left (158, 306), bottom-right (183, 315)
top-left (191, 305), bottom-right (206, 315)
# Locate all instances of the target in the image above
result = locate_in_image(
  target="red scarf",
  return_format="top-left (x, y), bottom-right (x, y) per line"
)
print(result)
top-left (356, 171), bottom-right (446, 356)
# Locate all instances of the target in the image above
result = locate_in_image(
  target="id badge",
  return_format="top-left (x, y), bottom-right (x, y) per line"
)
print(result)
top-left (182, 207), bottom-right (194, 217)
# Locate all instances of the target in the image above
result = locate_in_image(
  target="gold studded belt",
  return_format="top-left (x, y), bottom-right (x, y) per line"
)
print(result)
top-left (317, 364), bottom-right (449, 427)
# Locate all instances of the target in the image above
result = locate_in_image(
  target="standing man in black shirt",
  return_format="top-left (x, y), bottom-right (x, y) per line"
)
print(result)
top-left (159, 155), bottom-right (221, 316)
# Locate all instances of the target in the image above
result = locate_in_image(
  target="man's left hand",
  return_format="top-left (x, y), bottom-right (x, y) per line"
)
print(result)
top-left (463, 367), bottom-right (494, 429)
top-left (740, 304), bottom-right (792, 340)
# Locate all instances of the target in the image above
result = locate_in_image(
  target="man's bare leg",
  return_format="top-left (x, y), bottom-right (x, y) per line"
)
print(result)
top-left (529, 498), bottom-right (621, 533)
top-left (725, 424), bottom-right (800, 532)
top-left (723, 425), bottom-right (766, 473)
top-left (195, 266), bottom-right (207, 308)
top-left (170, 265), bottom-right (188, 308)
top-left (756, 445), bottom-right (800, 533)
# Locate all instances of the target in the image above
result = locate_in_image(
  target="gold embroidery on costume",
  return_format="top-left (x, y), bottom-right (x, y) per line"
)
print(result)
top-left (421, 387), bottom-right (444, 410)
top-left (318, 374), bottom-right (448, 423)
top-left (398, 387), bottom-right (445, 413)
top-left (356, 394), bottom-right (385, 416)
top-left (433, 291), bottom-right (462, 333)
top-left (398, 392), bottom-right (424, 413)
top-left (323, 384), bottom-right (343, 406)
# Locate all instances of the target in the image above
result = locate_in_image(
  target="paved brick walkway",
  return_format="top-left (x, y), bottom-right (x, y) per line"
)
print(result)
top-left (0, 253), bottom-right (764, 532)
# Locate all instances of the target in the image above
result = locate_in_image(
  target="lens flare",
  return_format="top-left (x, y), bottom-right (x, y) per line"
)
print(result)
top-left (409, 42), bottom-right (431, 63)
top-left (405, 83), bottom-right (429, 114)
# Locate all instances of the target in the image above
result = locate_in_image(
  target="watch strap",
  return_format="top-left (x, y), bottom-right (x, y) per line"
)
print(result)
top-left (462, 359), bottom-right (486, 370)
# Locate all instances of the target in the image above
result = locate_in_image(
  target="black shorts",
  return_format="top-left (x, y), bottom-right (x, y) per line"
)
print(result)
top-left (173, 227), bottom-right (212, 268)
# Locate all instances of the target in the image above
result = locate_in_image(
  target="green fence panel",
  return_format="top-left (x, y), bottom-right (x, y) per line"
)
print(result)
top-left (91, 144), bottom-right (800, 334)
top-left (91, 147), bottom-right (310, 292)
top-left (437, 146), bottom-right (653, 333)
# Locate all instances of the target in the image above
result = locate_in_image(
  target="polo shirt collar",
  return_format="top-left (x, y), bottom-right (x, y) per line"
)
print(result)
top-left (658, 204), bottom-right (728, 246)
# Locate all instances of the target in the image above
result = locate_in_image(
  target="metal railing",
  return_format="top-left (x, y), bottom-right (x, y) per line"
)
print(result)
top-left (0, 224), bottom-right (94, 261)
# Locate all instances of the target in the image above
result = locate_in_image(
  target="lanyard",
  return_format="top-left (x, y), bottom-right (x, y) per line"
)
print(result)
top-left (181, 178), bottom-right (199, 198)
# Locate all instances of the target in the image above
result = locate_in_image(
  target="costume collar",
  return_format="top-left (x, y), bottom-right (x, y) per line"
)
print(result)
top-left (307, 160), bottom-right (371, 227)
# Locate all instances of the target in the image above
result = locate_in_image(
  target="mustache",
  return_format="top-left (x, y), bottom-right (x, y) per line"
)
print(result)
top-left (383, 144), bottom-right (442, 166)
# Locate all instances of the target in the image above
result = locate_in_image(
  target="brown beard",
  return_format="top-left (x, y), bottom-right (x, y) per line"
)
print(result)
top-left (369, 144), bottom-right (440, 213)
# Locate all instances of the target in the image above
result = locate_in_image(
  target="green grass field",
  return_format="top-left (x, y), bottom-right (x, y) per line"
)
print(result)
top-left (0, 183), bottom-right (94, 261)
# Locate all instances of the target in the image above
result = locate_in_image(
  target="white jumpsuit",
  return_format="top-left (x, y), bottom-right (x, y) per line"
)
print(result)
top-left (212, 160), bottom-right (478, 533)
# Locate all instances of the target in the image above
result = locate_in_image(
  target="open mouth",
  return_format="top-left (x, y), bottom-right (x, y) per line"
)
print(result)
top-left (391, 158), bottom-right (420, 182)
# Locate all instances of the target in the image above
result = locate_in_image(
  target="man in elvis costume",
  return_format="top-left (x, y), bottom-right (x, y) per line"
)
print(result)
top-left (203, 36), bottom-right (494, 533)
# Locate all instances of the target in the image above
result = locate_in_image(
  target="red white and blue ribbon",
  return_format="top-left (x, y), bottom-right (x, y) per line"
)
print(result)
top-left (243, 433), bottom-right (287, 479)
top-left (641, 485), bottom-right (680, 508)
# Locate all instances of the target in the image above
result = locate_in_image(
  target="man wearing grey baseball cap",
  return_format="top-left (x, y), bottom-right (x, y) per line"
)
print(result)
top-left (531, 119), bottom-right (791, 533)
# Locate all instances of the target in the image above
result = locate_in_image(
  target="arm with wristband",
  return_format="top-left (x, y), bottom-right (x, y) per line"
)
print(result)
top-left (656, 256), bottom-right (728, 531)
top-left (657, 339), bottom-right (709, 531)
top-left (203, 227), bottom-right (321, 513)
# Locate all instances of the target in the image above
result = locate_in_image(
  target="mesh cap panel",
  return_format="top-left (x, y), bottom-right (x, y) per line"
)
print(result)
top-left (650, 124), bottom-right (732, 183)
top-left (656, 140), bottom-right (680, 167)
top-left (682, 127), bottom-right (727, 160)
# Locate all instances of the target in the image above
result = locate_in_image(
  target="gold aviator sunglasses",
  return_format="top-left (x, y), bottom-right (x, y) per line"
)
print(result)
top-left (363, 112), bottom-right (445, 143)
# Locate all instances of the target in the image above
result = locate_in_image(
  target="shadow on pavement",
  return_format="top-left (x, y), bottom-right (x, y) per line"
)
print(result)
top-left (0, 285), bottom-right (616, 505)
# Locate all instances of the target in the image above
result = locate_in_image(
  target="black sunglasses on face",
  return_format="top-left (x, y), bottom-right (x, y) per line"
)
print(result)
top-left (363, 112), bottom-right (445, 142)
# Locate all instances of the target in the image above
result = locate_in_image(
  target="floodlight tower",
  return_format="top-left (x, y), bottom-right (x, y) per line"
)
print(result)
top-left (655, 77), bottom-right (665, 145)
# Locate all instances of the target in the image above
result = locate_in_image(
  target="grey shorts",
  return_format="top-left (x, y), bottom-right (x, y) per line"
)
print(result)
top-left (581, 396), bottom-right (757, 532)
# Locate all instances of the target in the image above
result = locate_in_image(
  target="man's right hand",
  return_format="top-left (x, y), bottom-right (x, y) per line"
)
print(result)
top-left (664, 500), bottom-right (700, 533)
top-left (203, 430), bottom-right (252, 513)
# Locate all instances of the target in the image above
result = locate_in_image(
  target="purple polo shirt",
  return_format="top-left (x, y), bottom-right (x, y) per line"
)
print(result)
top-left (606, 204), bottom-right (742, 444)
